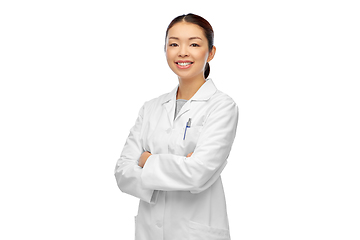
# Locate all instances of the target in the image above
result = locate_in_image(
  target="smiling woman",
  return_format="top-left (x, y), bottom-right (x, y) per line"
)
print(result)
top-left (115, 13), bottom-right (238, 240)
top-left (165, 14), bottom-right (215, 83)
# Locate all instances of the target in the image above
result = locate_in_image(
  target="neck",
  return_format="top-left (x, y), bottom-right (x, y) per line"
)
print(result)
top-left (176, 75), bottom-right (206, 100)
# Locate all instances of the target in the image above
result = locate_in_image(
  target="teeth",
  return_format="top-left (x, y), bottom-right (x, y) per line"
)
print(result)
top-left (177, 62), bottom-right (192, 66)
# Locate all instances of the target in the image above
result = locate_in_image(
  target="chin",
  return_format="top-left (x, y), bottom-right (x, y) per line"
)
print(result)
top-left (175, 72), bottom-right (194, 79)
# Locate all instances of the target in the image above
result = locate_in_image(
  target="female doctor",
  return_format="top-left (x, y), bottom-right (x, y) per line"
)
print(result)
top-left (115, 13), bottom-right (238, 240)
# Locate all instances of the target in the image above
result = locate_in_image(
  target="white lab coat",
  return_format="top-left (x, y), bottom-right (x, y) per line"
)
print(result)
top-left (115, 79), bottom-right (238, 240)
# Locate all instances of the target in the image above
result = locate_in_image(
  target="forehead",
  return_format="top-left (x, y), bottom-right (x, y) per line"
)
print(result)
top-left (167, 22), bottom-right (206, 39)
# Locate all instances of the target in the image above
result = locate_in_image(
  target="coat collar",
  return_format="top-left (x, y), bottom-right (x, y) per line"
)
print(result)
top-left (161, 78), bottom-right (217, 104)
top-left (161, 79), bottom-right (218, 124)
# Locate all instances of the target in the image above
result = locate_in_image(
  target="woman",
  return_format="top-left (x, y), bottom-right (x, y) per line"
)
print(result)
top-left (115, 13), bottom-right (238, 240)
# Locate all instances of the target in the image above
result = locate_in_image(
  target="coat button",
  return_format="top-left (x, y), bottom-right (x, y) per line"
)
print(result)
top-left (156, 221), bottom-right (162, 228)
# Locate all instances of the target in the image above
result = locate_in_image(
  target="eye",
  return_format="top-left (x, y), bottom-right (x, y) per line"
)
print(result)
top-left (190, 43), bottom-right (200, 47)
top-left (169, 43), bottom-right (179, 47)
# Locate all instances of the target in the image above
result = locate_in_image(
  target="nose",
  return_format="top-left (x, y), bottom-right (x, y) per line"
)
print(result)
top-left (178, 45), bottom-right (189, 58)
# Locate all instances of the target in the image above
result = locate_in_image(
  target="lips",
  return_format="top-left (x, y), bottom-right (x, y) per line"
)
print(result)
top-left (175, 60), bottom-right (194, 69)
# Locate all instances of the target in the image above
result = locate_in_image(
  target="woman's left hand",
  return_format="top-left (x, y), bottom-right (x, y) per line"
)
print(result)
top-left (139, 151), bottom-right (152, 168)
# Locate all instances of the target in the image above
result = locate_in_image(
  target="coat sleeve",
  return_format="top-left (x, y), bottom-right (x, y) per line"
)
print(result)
top-left (141, 98), bottom-right (239, 194)
top-left (114, 104), bottom-right (158, 204)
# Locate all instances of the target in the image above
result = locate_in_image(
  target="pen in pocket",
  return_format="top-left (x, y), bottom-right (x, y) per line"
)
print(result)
top-left (183, 118), bottom-right (191, 140)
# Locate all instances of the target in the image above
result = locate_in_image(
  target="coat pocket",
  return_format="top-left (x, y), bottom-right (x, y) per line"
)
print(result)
top-left (181, 126), bottom-right (203, 154)
top-left (188, 221), bottom-right (230, 240)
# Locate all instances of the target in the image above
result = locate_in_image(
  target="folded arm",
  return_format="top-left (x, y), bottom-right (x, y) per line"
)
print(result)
top-left (141, 99), bottom-right (239, 193)
top-left (114, 104), bottom-right (158, 204)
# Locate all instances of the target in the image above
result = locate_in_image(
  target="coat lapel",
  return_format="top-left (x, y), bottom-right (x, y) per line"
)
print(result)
top-left (162, 79), bottom-right (218, 124)
top-left (174, 101), bottom-right (191, 121)
top-left (162, 86), bottom-right (178, 127)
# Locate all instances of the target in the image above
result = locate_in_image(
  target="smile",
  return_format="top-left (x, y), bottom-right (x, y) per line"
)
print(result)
top-left (175, 61), bottom-right (194, 69)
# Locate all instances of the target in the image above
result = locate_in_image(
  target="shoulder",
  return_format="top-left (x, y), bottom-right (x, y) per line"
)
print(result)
top-left (143, 92), bottom-right (170, 108)
top-left (204, 79), bottom-right (237, 107)
top-left (139, 91), bottom-right (173, 117)
top-left (213, 90), bottom-right (237, 104)
top-left (201, 89), bottom-right (239, 130)
top-left (209, 89), bottom-right (238, 112)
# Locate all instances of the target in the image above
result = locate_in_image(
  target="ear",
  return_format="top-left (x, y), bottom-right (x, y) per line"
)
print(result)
top-left (207, 46), bottom-right (216, 63)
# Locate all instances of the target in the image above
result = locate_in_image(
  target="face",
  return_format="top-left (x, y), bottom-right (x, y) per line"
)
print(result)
top-left (165, 22), bottom-right (215, 81)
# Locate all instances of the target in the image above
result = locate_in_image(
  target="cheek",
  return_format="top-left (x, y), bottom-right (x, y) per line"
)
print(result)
top-left (193, 51), bottom-right (209, 69)
top-left (165, 50), bottom-right (174, 63)
top-left (166, 47), bottom-right (176, 58)
top-left (193, 49), bottom-right (209, 62)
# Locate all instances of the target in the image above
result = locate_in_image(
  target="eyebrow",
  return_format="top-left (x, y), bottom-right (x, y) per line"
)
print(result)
top-left (168, 37), bottom-right (203, 40)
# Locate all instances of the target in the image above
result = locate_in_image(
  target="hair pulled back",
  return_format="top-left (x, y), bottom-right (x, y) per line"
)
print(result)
top-left (165, 13), bottom-right (214, 79)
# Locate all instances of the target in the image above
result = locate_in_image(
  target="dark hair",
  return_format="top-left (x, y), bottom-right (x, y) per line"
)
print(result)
top-left (165, 13), bottom-right (214, 79)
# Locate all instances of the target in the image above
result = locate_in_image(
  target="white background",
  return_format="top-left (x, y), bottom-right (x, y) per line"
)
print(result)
top-left (1, 0), bottom-right (359, 239)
